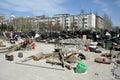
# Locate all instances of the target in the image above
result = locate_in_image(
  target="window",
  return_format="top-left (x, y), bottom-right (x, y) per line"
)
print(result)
top-left (74, 22), bottom-right (77, 24)
top-left (84, 22), bottom-right (87, 24)
top-left (84, 18), bottom-right (87, 20)
top-left (65, 19), bottom-right (68, 21)
top-left (65, 23), bottom-right (68, 25)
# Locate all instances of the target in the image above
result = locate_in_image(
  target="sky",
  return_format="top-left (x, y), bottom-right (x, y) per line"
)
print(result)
top-left (0, 0), bottom-right (120, 26)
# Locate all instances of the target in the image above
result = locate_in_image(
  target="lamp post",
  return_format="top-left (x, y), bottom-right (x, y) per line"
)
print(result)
top-left (10, 13), bottom-right (15, 31)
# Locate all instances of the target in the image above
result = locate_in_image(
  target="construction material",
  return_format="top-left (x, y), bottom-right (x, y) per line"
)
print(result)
top-left (0, 40), bottom-right (33, 53)
top-left (95, 50), bottom-right (101, 53)
top-left (32, 51), bottom-right (77, 61)
top-left (15, 62), bottom-right (65, 71)
top-left (78, 53), bottom-right (86, 60)
top-left (33, 52), bottom-right (60, 61)
top-left (33, 52), bottom-right (44, 61)
top-left (0, 45), bottom-right (6, 47)
top-left (43, 53), bottom-right (59, 58)
top-left (101, 53), bottom-right (112, 57)
top-left (66, 55), bottom-right (78, 63)
top-left (31, 51), bottom-right (79, 69)
top-left (94, 58), bottom-right (111, 64)
top-left (5, 54), bottom-right (14, 61)
top-left (21, 56), bottom-right (33, 62)
top-left (46, 60), bottom-right (73, 70)
top-left (18, 52), bottom-right (23, 58)
top-left (18, 51), bottom-right (82, 70)
top-left (60, 39), bottom-right (92, 52)
top-left (0, 41), bottom-right (6, 47)
top-left (101, 53), bottom-right (120, 59)
top-left (59, 52), bottom-right (65, 68)
top-left (64, 51), bottom-right (76, 58)
top-left (0, 43), bottom-right (22, 53)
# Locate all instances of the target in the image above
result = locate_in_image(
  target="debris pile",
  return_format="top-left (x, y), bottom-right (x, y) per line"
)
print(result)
top-left (0, 41), bottom-right (6, 47)
top-left (60, 38), bottom-right (92, 52)
top-left (0, 29), bottom-right (119, 78)
top-left (16, 49), bottom-right (87, 71)
top-left (0, 39), bottom-right (33, 53)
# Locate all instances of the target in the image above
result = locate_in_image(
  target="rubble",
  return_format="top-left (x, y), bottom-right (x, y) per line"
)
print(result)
top-left (0, 30), bottom-right (119, 80)
top-left (60, 38), bottom-right (92, 52)
top-left (0, 39), bottom-right (115, 80)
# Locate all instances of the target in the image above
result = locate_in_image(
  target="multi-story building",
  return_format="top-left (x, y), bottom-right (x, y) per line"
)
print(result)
top-left (33, 16), bottom-right (50, 31)
top-left (96, 16), bottom-right (104, 30)
top-left (0, 14), bottom-right (5, 25)
top-left (8, 13), bottom-right (103, 32)
top-left (1, 13), bottom-right (104, 32)
top-left (53, 14), bottom-right (73, 30)
top-left (82, 13), bottom-right (96, 30)
top-left (52, 13), bottom-right (103, 31)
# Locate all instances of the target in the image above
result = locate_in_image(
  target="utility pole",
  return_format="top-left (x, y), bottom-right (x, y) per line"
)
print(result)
top-left (81, 9), bottom-right (84, 31)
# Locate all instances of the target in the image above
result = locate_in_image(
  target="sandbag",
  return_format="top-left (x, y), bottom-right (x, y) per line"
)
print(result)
top-left (75, 61), bottom-right (87, 73)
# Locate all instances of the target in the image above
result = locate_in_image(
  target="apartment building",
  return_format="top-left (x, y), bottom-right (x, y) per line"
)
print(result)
top-left (96, 16), bottom-right (104, 30)
top-left (0, 14), bottom-right (5, 25)
top-left (53, 14), bottom-right (73, 30)
top-left (52, 13), bottom-right (103, 31)
top-left (20, 13), bottom-right (104, 31)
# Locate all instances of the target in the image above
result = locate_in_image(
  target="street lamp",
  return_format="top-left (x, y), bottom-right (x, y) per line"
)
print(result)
top-left (10, 13), bottom-right (15, 31)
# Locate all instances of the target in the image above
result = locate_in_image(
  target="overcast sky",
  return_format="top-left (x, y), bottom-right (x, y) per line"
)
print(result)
top-left (0, 0), bottom-right (120, 26)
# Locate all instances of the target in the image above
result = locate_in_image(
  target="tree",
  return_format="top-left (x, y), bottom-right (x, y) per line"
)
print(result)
top-left (103, 13), bottom-right (113, 31)
top-left (8, 17), bottom-right (32, 32)
top-left (0, 23), bottom-right (8, 31)
top-left (113, 26), bottom-right (120, 32)
top-left (13, 17), bottom-right (32, 32)
top-left (38, 22), bottom-right (48, 31)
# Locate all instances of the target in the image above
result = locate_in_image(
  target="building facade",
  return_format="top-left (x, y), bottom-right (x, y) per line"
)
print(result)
top-left (0, 14), bottom-right (5, 25)
top-left (51, 13), bottom-right (103, 31)
top-left (96, 16), bottom-right (104, 30)
top-left (4, 13), bottom-right (104, 32)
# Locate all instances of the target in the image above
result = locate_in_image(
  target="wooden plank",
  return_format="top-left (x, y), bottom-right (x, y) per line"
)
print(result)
top-left (64, 51), bottom-right (76, 58)
top-left (46, 60), bottom-right (73, 70)
top-left (15, 62), bottom-right (65, 71)
top-left (20, 56), bottom-right (33, 62)
top-left (33, 52), bottom-right (44, 61)
top-left (59, 51), bottom-right (65, 68)
top-left (66, 55), bottom-right (78, 63)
